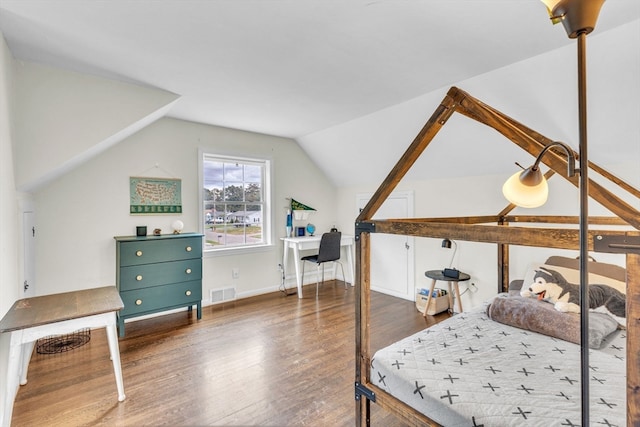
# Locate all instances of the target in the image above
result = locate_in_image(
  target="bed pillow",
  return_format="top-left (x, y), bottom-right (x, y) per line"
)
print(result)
top-left (520, 262), bottom-right (626, 295)
top-left (486, 295), bottom-right (619, 349)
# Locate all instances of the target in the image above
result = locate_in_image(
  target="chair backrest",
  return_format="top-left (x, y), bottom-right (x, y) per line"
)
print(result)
top-left (316, 232), bottom-right (342, 263)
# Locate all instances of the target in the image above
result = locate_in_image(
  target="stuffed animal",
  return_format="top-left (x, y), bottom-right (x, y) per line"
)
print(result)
top-left (520, 267), bottom-right (626, 327)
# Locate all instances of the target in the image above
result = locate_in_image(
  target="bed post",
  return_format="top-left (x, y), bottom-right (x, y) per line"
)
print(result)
top-left (593, 232), bottom-right (640, 423)
top-left (594, 234), bottom-right (640, 421)
top-left (626, 251), bottom-right (640, 421)
top-left (355, 228), bottom-right (373, 426)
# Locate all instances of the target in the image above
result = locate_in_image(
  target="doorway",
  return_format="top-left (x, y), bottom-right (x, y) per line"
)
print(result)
top-left (356, 191), bottom-right (414, 301)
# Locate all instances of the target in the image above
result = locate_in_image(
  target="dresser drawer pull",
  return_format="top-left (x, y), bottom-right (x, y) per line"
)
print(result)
top-left (136, 250), bottom-right (143, 257)
top-left (185, 290), bottom-right (192, 296)
top-left (136, 275), bottom-right (143, 281)
top-left (185, 268), bottom-right (192, 274)
top-left (135, 299), bottom-right (143, 306)
top-left (186, 246), bottom-right (192, 252)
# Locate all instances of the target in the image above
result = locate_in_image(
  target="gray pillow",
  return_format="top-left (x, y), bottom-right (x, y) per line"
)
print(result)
top-left (487, 296), bottom-right (619, 349)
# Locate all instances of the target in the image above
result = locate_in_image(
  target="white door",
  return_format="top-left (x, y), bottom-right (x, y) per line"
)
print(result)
top-left (356, 191), bottom-right (414, 301)
top-left (22, 211), bottom-right (36, 297)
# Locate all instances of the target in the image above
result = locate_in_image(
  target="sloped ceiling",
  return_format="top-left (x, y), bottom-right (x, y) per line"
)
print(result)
top-left (0, 1), bottom-right (638, 188)
top-left (299, 20), bottom-right (640, 187)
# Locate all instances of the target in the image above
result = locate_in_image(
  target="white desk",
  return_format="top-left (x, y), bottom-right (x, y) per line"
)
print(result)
top-left (0, 287), bottom-right (126, 427)
top-left (281, 235), bottom-right (355, 298)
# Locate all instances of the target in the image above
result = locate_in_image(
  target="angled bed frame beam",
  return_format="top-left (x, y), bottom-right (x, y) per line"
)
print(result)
top-left (357, 86), bottom-right (640, 229)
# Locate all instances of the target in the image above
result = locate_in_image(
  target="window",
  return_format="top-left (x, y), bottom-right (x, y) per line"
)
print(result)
top-left (200, 153), bottom-right (271, 252)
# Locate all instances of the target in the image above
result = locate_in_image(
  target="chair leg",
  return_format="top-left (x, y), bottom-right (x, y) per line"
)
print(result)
top-left (337, 261), bottom-right (347, 289)
top-left (315, 262), bottom-right (346, 296)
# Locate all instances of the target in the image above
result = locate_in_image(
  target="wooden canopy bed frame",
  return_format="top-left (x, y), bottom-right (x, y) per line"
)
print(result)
top-left (354, 86), bottom-right (640, 426)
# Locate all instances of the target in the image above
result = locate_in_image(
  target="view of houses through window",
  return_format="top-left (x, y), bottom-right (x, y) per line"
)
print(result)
top-left (201, 153), bottom-right (270, 251)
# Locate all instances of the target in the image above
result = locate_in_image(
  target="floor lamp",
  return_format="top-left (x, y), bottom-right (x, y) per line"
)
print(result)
top-left (502, 0), bottom-right (606, 424)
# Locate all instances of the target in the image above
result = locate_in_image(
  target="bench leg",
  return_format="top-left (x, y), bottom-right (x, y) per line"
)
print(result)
top-left (105, 321), bottom-right (126, 402)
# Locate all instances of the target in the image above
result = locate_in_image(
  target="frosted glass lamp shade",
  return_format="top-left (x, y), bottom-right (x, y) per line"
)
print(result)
top-left (502, 170), bottom-right (549, 208)
top-left (502, 141), bottom-right (576, 208)
top-left (171, 220), bottom-right (184, 234)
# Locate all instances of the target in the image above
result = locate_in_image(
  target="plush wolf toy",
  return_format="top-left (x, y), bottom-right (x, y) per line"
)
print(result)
top-left (520, 267), bottom-right (626, 327)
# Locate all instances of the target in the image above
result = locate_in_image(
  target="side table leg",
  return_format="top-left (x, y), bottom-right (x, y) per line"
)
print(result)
top-left (447, 282), bottom-right (454, 313)
top-left (454, 283), bottom-right (463, 313)
top-left (422, 279), bottom-right (437, 317)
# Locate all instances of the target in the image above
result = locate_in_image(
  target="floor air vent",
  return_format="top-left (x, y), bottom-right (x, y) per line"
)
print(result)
top-left (210, 287), bottom-right (236, 304)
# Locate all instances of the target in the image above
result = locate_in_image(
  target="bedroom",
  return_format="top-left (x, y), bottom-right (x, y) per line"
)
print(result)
top-left (1, 1), bottom-right (639, 425)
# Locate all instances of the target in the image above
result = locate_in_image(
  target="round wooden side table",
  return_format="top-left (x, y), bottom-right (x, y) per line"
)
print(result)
top-left (423, 269), bottom-right (470, 316)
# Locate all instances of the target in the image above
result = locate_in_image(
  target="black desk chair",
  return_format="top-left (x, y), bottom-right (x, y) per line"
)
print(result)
top-left (301, 232), bottom-right (347, 297)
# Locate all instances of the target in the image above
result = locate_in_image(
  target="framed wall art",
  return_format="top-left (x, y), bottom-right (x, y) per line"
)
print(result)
top-left (129, 176), bottom-right (182, 215)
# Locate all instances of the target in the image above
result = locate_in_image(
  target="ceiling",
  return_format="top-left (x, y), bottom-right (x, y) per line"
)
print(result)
top-left (1, 0), bottom-right (638, 140)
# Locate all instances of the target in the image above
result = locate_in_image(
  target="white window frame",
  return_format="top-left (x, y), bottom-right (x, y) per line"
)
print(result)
top-left (199, 150), bottom-right (273, 254)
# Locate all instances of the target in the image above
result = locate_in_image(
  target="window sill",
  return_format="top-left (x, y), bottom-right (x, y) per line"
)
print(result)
top-left (203, 243), bottom-right (275, 258)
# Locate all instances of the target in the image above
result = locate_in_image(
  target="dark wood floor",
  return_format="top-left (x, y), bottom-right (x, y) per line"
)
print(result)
top-left (11, 282), bottom-right (447, 426)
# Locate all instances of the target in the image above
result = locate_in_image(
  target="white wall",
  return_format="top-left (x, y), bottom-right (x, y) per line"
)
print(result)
top-left (32, 117), bottom-right (337, 299)
top-left (0, 32), bottom-right (19, 426)
top-left (0, 24), bottom-right (18, 317)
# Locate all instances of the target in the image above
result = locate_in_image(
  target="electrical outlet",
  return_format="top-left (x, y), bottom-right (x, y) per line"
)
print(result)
top-left (232, 268), bottom-right (239, 279)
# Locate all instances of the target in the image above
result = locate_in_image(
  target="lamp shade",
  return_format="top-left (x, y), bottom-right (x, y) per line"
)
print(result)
top-left (502, 170), bottom-right (549, 208)
top-left (540, 0), bottom-right (606, 37)
top-left (540, 0), bottom-right (565, 24)
top-left (171, 220), bottom-right (184, 233)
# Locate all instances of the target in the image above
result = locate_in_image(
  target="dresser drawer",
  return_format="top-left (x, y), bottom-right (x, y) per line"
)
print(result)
top-left (118, 236), bottom-right (202, 266)
top-left (119, 259), bottom-right (202, 291)
top-left (119, 281), bottom-right (202, 316)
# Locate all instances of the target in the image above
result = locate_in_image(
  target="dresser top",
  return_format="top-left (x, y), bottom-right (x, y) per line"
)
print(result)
top-left (114, 232), bottom-right (203, 242)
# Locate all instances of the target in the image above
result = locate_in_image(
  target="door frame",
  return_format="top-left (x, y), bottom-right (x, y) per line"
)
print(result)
top-left (18, 194), bottom-right (36, 298)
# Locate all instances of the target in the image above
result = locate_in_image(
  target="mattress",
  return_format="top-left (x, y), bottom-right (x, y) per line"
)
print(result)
top-left (370, 301), bottom-right (626, 426)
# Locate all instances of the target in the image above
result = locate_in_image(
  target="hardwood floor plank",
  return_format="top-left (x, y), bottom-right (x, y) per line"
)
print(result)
top-left (10, 283), bottom-right (447, 426)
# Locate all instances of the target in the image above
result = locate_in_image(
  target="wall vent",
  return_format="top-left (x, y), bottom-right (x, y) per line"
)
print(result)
top-left (210, 287), bottom-right (236, 304)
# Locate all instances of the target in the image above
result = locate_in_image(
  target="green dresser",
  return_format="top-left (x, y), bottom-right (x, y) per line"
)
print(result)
top-left (114, 233), bottom-right (203, 337)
